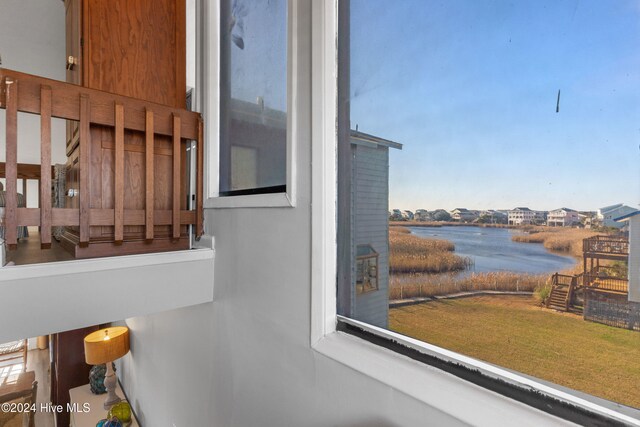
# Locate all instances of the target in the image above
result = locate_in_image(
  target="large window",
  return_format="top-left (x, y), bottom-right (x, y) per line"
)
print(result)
top-left (219, 0), bottom-right (288, 196)
top-left (338, 0), bottom-right (640, 420)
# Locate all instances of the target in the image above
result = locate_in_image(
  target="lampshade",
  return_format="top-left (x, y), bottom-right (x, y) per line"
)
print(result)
top-left (84, 326), bottom-right (130, 365)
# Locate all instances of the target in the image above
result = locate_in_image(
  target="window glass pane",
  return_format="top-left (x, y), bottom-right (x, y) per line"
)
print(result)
top-left (219, 0), bottom-right (287, 195)
top-left (339, 0), bottom-right (640, 409)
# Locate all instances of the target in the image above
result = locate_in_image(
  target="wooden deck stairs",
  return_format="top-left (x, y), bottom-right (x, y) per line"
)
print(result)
top-left (546, 273), bottom-right (583, 314)
top-left (547, 285), bottom-right (569, 311)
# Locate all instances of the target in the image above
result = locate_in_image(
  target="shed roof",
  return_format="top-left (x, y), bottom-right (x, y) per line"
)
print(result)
top-left (350, 130), bottom-right (403, 150)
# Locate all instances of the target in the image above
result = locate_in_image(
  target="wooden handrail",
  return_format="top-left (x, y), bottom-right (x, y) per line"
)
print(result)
top-left (0, 68), bottom-right (199, 139)
top-left (0, 68), bottom-right (204, 251)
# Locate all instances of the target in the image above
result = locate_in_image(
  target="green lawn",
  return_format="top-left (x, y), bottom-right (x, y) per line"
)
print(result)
top-left (389, 295), bottom-right (640, 409)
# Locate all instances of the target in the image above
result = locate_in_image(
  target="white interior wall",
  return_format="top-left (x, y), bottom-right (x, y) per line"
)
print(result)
top-left (186, 0), bottom-right (196, 90)
top-left (0, 0), bottom-right (67, 207)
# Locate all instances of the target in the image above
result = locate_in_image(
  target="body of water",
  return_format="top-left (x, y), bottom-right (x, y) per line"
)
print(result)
top-left (409, 226), bottom-right (576, 275)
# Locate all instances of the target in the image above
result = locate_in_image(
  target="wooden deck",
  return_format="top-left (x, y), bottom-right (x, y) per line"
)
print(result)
top-left (548, 234), bottom-right (629, 313)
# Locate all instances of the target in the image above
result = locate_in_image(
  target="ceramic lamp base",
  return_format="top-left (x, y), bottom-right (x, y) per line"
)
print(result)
top-left (103, 362), bottom-right (122, 409)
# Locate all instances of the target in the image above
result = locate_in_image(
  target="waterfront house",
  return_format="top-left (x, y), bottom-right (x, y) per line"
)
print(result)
top-left (572, 213), bottom-right (640, 331)
top-left (547, 208), bottom-right (580, 227)
top-left (508, 207), bottom-right (535, 225)
top-left (508, 207), bottom-right (546, 225)
top-left (478, 210), bottom-right (508, 224)
top-left (414, 209), bottom-right (431, 221)
top-left (402, 210), bottom-right (414, 220)
top-left (390, 208), bottom-right (403, 221)
top-left (450, 208), bottom-right (478, 222)
top-left (350, 130), bottom-right (402, 328)
top-left (615, 211), bottom-right (640, 304)
top-left (597, 204), bottom-right (638, 228)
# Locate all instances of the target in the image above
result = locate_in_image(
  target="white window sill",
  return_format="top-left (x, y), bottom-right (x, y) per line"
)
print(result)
top-left (0, 247), bottom-right (215, 343)
top-left (205, 192), bottom-right (294, 209)
top-left (313, 319), bottom-right (640, 427)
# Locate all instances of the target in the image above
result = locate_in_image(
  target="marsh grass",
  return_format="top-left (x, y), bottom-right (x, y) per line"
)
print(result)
top-left (389, 228), bottom-right (471, 274)
top-left (511, 227), bottom-right (599, 257)
top-left (389, 271), bottom-right (548, 300)
top-left (388, 225), bottom-right (593, 301)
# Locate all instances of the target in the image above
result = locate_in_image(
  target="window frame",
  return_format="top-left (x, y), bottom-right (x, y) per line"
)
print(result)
top-left (203, 0), bottom-right (297, 209)
top-left (308, 1), bottom-right (640, 425)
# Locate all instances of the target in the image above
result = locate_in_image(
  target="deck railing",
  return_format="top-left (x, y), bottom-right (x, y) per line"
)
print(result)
top-left (0, 68), bottom-right (203, 251)
top-left (551, 273), bottom-right (574, 287)
top-left (582, 235), bottom-right (629, 257)
top-left (583, 273), bottom-right (628, 294)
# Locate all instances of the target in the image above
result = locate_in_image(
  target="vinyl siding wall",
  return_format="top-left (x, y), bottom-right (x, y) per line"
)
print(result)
top-left (352, 144), bottom-right (389, 328)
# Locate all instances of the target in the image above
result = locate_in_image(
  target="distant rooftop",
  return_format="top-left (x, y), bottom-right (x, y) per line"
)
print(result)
top-left (614, 209), bottom-right (640, 222)
top-left (551, 207), bottom-right (577, 212)
top-left (599, 203), bottom-right (624, 213)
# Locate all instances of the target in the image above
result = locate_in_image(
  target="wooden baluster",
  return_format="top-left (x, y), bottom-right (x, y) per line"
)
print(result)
top-left (196, 117), bottom-right (204, 238)
top-left (172, 114), bottom-right (181, 240)
top-left (145, 109), bottom-right (154, 241)
top-left (5, 78), bottom-right (18, 250)
top-left (114, 103), bottom-right (124, 244)
top-left (40, 85), bottom-right (52, 249)
top-left (79, 94), bottom-right (91, 247)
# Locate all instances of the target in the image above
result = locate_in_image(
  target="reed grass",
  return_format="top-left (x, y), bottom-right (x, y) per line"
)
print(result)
top-left (511, 227), bottom-right (599, 257)
top-left (388, 224), bottom-right (595, 301)
top-left (389, 229), bottom-right (471, 274)
top-left (389, 271), bottom-right (547, 300)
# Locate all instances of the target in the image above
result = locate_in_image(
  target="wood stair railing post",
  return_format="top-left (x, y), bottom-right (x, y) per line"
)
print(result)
top-left (145, 109), bottom-right (155, 242)
top-left (546, 273), bottom-right (556, 308)
top-left (566, 277), bottom-right (576, 312)
top-left (40, 85), bottom-right (52, 249)
top-left (4, 77), bottom-right (18, 250)
top-left (79, 93), bottom-right (91, 247)
top-left (114, 103), bottom-right (125, 245)
top-left (172, 114), bottom-right (181, 240)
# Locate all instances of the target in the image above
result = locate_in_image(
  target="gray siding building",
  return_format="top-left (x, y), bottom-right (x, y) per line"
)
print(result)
top-left (350, 130), bottom-right (402, 328)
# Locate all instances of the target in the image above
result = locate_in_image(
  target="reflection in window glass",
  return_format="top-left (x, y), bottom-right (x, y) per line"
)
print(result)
top-left (340, 0), bottom-right (640, 409)
top-left (219, 0), bottom-right (287, 195)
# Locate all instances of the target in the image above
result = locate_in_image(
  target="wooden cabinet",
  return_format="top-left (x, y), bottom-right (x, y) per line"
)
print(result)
top-left (50, 326), bottom-right (99, 427)
top-left (62, 0), bottom-right (189, 258)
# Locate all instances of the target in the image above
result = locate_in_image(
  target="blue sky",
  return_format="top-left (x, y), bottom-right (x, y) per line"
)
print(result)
top-left (350, 0), bottom-right (640, 212)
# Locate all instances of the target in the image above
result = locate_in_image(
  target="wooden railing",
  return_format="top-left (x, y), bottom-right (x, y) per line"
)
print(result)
top-left (551, 273), bottom-right (574, 288)
top-left (0, 68), bottom-right (203, 251)
top-left (583, 273), bottom-right (628, 294)
top-left (583, 235), bottom-right (629, 257)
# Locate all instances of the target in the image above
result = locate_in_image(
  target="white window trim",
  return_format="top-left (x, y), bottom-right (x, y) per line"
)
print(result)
top-left (202, 0), bottom-right (297, 209)
top-left (308, 2), bottom-right (640, 425)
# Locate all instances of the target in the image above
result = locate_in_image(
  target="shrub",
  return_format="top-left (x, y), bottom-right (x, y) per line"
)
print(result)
top-left (534, 282), bottom-right (552, 305)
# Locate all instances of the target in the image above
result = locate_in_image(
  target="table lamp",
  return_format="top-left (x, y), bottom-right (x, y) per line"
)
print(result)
top-left (84, 326), bottom-right (130, 409)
